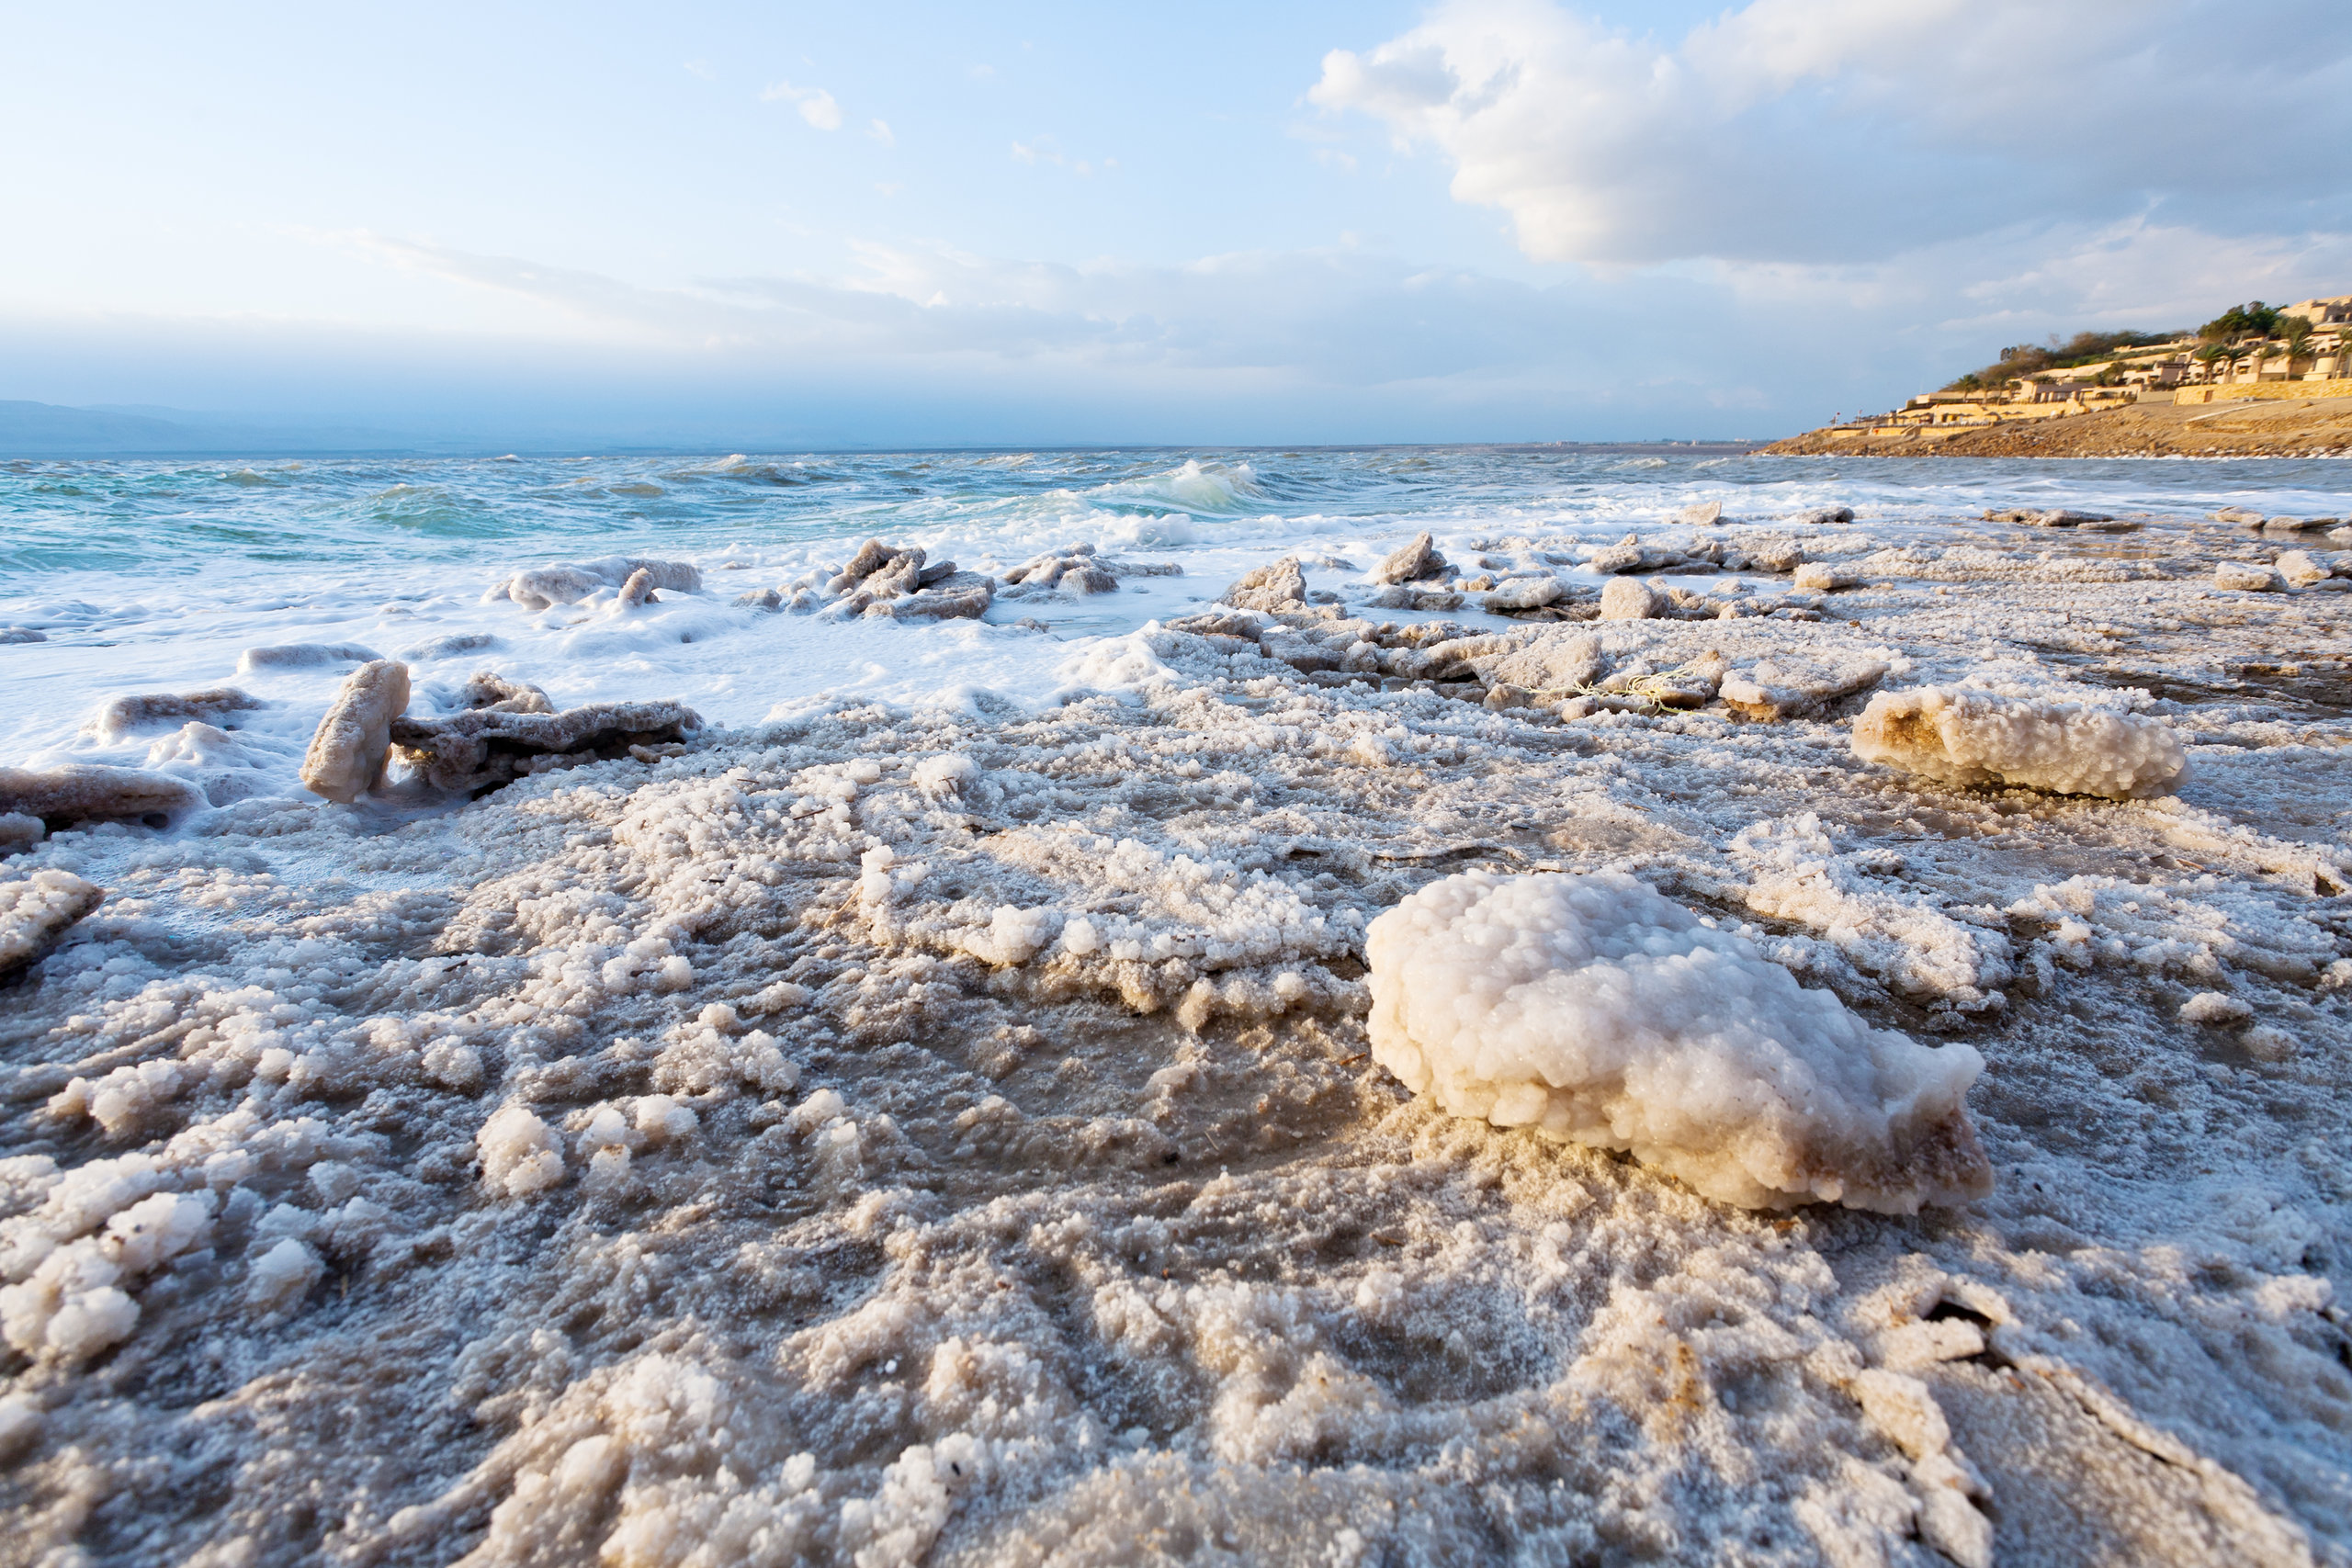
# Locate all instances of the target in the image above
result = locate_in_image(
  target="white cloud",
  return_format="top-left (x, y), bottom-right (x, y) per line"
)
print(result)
top-left (330, 213), bottom-right (2352, 435)
top-left (1011, 136), bottom-right (1111, 176)
top-left (1311, 0), bottom-right (2352, 266)
top-left (868, 118), bottom-right (895, 147)
top-left (762, 79), bottom-right (842, 131)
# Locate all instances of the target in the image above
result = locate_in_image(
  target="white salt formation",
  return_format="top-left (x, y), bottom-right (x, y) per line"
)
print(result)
top-left (4, 475), bottom-right (2352, 1566)
top-left (1365, 871), bottom-right (1992, 1212)
top-left (1222, 558), bottom-right (1307, 612)
top-left (389, 697), bottom-right (701, 792)
top-left (1852, 685), bottom-right (2186, 799)
top-left (1369, 531), bottom-right (1448, 583)
top-left (0, 871), bottom-right (100, 976)
top-left (0, 763), bottom-right (204, 829)
top-left (499, 557), bottom-right (703, 610)
top-left (236, 642), bottom-right (382, 673)
top-left (299, 659), bottom-right (412, 805)
top-left (2215, 560), bottom-right (2286, 592)
top-left (82, 687), bottom-right (263, 744)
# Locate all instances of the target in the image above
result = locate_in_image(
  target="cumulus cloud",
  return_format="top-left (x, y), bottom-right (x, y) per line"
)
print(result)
top-left (1311, 0), bottom-right (2352, 265)
top-left (762, 79), bottom-right (842, 131)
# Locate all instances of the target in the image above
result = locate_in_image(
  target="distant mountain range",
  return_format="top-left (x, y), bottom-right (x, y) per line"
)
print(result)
top-left (0, 400), bottom-right (436, 457)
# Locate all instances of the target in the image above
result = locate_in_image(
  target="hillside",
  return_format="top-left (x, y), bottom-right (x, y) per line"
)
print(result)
top-left (1765, 291), bottom-right (2352, 457)
top-left (1763, 394), bottom-right (2352, 457)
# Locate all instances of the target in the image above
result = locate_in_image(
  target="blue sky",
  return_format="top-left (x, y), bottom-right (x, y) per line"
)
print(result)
top-left (4, 0), bottom-right (2348, 447)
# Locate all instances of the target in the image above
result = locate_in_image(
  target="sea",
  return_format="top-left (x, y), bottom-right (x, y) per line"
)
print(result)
top-left (4, 445), bottom-right (2344, 798)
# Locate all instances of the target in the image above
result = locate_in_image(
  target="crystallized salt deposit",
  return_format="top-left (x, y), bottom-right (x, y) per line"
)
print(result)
top-left (1852, 685), bottom-right (2186, 799)
top-left (0, 763), bottom-right (203, 829)
top-left (0, 871), bottom-right (101, 977)
top-left (1365, 871), bottom-right (1992, 1213)
top-left (300, 659), bottom-right (412, 805)
top-left (501, 557), bottom-right (703, 611)
top-left (6, 457), bottom-right (2352, 1565)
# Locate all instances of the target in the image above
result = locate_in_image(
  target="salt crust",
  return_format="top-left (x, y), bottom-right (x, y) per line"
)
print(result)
top-left (1853, 685), bottom-right (2187, 799)
top-left (1366, 871), bottom-right (1991, 1213)
top-left (0, 870), bottom-right (102, 976)
top-left (0, 525), bottom-right (2349, 1564)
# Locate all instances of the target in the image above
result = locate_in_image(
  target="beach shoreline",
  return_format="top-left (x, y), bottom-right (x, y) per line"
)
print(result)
top-left (4, 481), bottom-right (2349, 1563)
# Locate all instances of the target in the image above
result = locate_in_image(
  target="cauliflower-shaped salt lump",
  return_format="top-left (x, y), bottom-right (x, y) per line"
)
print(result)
top-left (1851, 686), bottom-right (2183, 800)
top-left (1365, 872), bottom-right (1992, 1213)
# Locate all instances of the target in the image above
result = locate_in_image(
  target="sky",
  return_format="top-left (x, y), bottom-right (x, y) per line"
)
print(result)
top-left (3, 0), bottom-right (2349, 448)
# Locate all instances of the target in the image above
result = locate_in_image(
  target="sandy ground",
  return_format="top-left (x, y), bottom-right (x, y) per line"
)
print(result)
top-left (1763, 397), bottom-right (2352, 458)
top-left (2, 512), bottom-right (2350, 1566)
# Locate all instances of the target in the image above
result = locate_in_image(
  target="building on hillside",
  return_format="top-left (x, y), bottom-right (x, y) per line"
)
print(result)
top-left (1817, 295), bottom-right (2352, 435)
top-left (2281, 295), bottom-right (2352, 328)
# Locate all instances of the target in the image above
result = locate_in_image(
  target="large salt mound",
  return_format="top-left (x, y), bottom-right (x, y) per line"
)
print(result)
top-left (1365, 871), bottom-right (1992, 1213)
top-left (1851, 685), bottom-right (2185, 799)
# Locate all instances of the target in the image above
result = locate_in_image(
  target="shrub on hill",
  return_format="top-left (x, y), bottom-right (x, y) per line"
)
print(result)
top-left (1939, 330), bottom-right (2177, 392)
top-left (2199, 301), bottom-right (2280, 339)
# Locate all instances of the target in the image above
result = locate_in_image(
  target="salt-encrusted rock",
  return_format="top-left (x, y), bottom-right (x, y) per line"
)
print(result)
top-left (1986, 508), bottom-right (2110, 528)
top-left (237, 643), bottom-right (382, 673)
top-left (2179, 991), bottom-right (2253, 1028)
top-left (1720, 655), bottom-right (1887, 721)
top-left (2209, 507), bottom-right (2265, 525)
top-left (1260, 628), bottom-right (1340, 673)
top-left (734, 587), bottom-right (784, 611)
top-left (455, 671), bottom-right (553, 714)
top-left (0, 814), bottom-right (41, 855)
top-left (1005, 547), bottom-right (1116, 595)
top-left (888, 586), bottom-right (992, 621)
top-left (2262, 515), bottom-right (2336, 533)
top-left (1788, 505), bottom-right (1854, 526)
top-left (0, 627), bottom-right (45, 645)
top-left (505, 565), bottom-right (603, 607)
top-left (401, 632), bottom-right (499, 661)
top-left (2275, 550), bottom-right (2343, 587)
top-left (0, 765), bottom-right (205, 829)
top-left (300, 660), bottom-right (413, 805)
top-left (1370, 532), bottom-right (1448, 584)
top-left (615, 569), bottom-right (658, 608)
top-left (1599, 578), bottom-right (1663, 621)
top-left (2214, 560), bottom-right (2284, 592)
top-left (504, 557), bottom-right (702, 610)
top-left (1676, 501), bottom-right (1724, 525)
top-left (1748, 538), bottom-right (1805, 574)
top-left (390, 700), bottom-right (702, 793)
top-left (1366, 871), bottom-right (1992, 1212)
top-left (1365, 583), bottom-right (1464, 611)
top-left (1223, 558), bottom-right (1307, 613)
top-left (861, 553), bottom-right (925, 598)
top-left (0, 871), bottom-right (102, 977)
top-left (1589, 650), bottom-right (1730, 710)
top-left (1792, 562), bottom-right (1860, 592)
top-left (1482, 577), bottom-right (1566, 613)
top-left (83, 688), bottom-right (263, 744)
top-left (1166, 608), bottom-right (1272, 639)
top-left (827, 540), bottom-right (922, 595)
top-left (1851, 686), bottom-right (2185, 799)
top-left (1476, 630), bottom-right (1605, 695)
